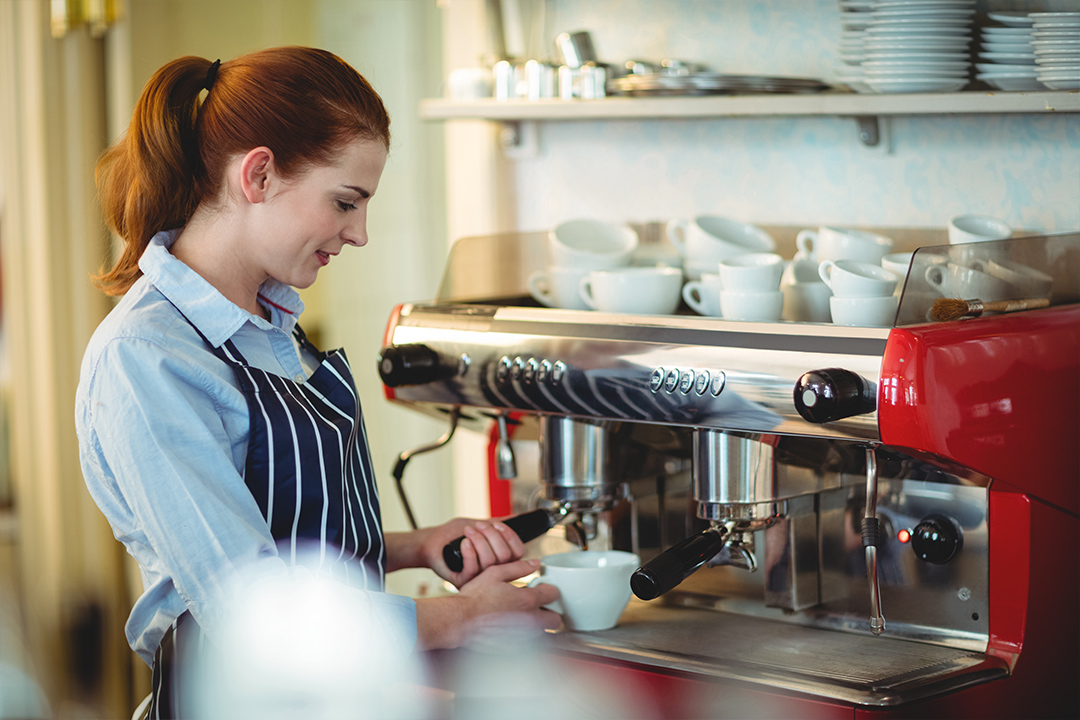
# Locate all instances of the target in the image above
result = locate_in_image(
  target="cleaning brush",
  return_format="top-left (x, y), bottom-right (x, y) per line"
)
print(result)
top-left (930, 297), bottom-right (1050, 322)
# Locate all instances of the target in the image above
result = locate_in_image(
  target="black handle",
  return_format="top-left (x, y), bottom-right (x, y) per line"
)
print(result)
top-left (793, 367), bottom-right (877, 424)
top-left (378, 344), bottom-right (447, 388)
top-left (630, 529), bottom-right (727, 601)
top-left (442, 509), bottom-right (556, 572)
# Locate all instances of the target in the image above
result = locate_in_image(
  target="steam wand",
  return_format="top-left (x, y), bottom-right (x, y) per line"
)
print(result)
top-left (863, 446), bottom-right (885, 636)
top-left (392, 408), bottom-right (459, 530)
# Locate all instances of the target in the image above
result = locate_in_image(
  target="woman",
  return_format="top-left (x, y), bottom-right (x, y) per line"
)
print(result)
top-left (75, 46), bottom-right (558, 716)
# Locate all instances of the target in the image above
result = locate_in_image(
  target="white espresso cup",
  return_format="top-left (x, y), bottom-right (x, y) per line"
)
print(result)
top-left (718, 252), bottom-right (784, 291)
top-left (526, 550), bottom-right (639, 632)
top-left (665, 216), bottom-right (775, 267)
top-left (682, 273), bottom-right (724, 317)
top-left (881, 252), bottom-right (914, 293)
top-left (819, 259), bottom-right (898, 297)
top-left (549, 219), bottom-right (638, 270)
top-left (528, 266), bottom-right (591, 310)
top-left (782, 281), bottom-right (832, 323)
top-left (948, 214), bottom-right (1012, 245)
top-left (780, 256), bottom-right (831, 323)
top-left (719, 290), bottom-right (785, 322)
top-left (830, 295), bottom-right (899, 327)
top-left (981, 259), bottom-right (1052, 298)
top-left (579, 266), bottom-right (683, 314)
top-left (924, 262), bottom-right (1013, 302)
top-left (796, 226), bottom-right (894, 264)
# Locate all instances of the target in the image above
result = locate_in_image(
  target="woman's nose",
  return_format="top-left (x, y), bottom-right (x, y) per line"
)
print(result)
top-left (343, 219), bottom-right (368, 247)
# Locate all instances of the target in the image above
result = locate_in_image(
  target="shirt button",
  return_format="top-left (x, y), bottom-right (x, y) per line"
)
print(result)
top-left (294, 373), bottom-right (305, 383)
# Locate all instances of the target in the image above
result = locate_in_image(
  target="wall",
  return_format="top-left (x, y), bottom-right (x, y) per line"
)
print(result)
top-left (485, 0), bottom-right (1080, 235)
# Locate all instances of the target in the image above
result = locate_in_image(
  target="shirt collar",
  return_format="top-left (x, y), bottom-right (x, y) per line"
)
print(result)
top-left (138, 230), bottom-right (304, 347)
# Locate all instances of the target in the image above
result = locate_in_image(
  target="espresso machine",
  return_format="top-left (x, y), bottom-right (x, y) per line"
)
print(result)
top-left (378, 230), bottom-right (1079, 718)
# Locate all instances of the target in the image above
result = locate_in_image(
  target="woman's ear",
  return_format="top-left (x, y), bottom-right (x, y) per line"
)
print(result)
top-left (238, 147), bottom-right (275, 204)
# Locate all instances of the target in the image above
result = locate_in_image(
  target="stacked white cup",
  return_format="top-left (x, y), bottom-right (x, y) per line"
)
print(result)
top-left (528, 219), bottom-right (638, 311)
top-left (819, 259), bottom-right (900, 327)
top-left (717, 253), bottom-right (785, 322)
top-left (666, 215), bottom-right (776, 281)
top-left (780, 255), bottom-right (832, 323)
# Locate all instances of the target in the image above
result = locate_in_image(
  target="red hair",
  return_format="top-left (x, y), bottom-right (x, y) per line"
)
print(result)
top-left (94, 46), bottom-right (390, 295)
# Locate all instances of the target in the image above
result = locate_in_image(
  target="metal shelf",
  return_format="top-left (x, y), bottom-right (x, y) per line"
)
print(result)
top-left (420, 90), bottom-right (1078, 121)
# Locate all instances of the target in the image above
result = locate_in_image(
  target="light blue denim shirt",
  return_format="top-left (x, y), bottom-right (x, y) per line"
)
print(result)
top-left (75, 230), bottom-right (416, 667)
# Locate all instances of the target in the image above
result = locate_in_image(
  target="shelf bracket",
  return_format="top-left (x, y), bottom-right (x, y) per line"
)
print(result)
top-left (855, 116), bottom-right (880, 147)
top-left (498, 120), bottom-right (538, 160)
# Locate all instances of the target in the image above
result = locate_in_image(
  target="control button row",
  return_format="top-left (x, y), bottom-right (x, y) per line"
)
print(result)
top-left (496, 356), bottom-right (566, 386)
top-left (650, 367), bottom-right (726, 397)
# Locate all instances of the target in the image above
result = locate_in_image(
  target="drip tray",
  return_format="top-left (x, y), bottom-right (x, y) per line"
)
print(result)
top-left (549, 600), bottom-right (1007, 707)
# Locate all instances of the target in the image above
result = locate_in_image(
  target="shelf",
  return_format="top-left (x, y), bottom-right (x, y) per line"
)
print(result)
top-left (420, 90), bottom-right (1079, 122)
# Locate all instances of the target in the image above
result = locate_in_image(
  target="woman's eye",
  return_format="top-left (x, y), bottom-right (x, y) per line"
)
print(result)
top-left (336, 200), bottom-right (357, 212)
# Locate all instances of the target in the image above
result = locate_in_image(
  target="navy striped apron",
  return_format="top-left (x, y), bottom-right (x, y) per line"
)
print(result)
top-left (144, 322), bottom-right (384, 719)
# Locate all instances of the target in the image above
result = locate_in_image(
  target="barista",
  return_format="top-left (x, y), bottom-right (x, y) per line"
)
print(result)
top-left (75, 46), bottom-right (559, 717)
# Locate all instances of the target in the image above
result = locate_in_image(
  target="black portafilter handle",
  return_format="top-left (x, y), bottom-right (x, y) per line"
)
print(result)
top-left (378, 343), bottom-right (448, 388)
top-left (442, 508), bottom-right (557, 573)
top-left (630, 528), bottom-right (728, 601)
top-left (793, 368), bottom-right (877, 424)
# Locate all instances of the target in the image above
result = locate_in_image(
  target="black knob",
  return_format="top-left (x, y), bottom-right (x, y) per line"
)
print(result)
top-left (378, 344), bottom-right (446, 387)
top-left (911, 514), bottom-right (963, 564)
top-left (630, 529), bottom-right (727, 601)
top-left (794, 368), bottom-right (877, 424)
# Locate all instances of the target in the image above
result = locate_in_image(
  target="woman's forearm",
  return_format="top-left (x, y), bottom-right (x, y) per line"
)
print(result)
top-left (383, 528), bottom-right (431, 573)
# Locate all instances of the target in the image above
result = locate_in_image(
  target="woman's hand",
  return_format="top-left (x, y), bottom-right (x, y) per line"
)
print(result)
top-left (419, 517), bottom-right (527, 588)
top-left (415, 559), bottom-right (561, 650)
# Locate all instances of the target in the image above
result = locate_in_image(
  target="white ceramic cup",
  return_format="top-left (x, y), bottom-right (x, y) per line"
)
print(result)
top-left (682, 273), bottom-right (724, 316)
top-left (665, 216), bottom-right (775, 267)
top-left (924, 262), bottom-right (1014, 302)
top-left (881, 252), bottom-right (915, 292)
top-left (526, 550), bottom-right (639, 632)
top-left (782, 281), bottom-right (833, 323)
top-left (980, 259), bottom-right (1053, 298)
top-left (719, 290), bottom-right (785, 322)
top-left (829, 295), bottom-right (899, 327)
top-left (818, 259), bottom-right (898, 297)
top-left (948, 214), bottom-right (1012, 245)
top-left (780, 256), bottom-right (822, 286)
top-left (717, 252), bottom-right (784, 291)
top-left (549, 219), bottom-right (638, 270)
top-left (795, 226), bottom-right (895, 264)
top-left (528, 266), bottom-right (591, 310)
top-left (579, 266), bottom-right (683, 314)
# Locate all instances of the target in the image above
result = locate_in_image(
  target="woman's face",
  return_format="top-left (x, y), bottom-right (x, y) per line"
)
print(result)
top-left (252, 136), bottom-right (388, 290)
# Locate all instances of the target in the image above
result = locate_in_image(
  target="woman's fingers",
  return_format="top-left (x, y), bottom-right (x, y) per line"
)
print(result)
top-left (463, 520), bottom-right (524, 568)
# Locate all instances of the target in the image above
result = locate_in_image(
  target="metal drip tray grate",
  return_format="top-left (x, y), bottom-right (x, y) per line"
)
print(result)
top-left (551, 601), bottom-right (1007, 707)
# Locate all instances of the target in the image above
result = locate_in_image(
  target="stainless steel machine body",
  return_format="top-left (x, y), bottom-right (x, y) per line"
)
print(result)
top-left (379, 232), bottom-right (1079, 710)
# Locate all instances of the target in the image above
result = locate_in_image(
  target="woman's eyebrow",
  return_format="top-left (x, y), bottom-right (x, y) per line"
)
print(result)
top-left (341, 184), bottom-right (371, 199)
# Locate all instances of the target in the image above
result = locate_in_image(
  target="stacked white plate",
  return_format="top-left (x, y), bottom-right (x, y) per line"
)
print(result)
top-left (1031, 12), bottom-right (1080, 91)
top-left (835, 0), bottom-right (875, 93)
top-left (860, 0), bottom-right (976, 93)
top-left (976, 12), bottom-right (1040, 90)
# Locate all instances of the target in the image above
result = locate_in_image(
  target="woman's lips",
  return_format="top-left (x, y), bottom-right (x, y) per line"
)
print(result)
top-left (316, 251), bottom-right (330, 266)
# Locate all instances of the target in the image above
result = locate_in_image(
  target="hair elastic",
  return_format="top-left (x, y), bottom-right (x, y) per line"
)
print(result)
top-left (203, 59), bottom-right (221, 92)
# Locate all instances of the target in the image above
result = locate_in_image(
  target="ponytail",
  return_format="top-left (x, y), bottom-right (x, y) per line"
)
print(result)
top-left (94, 56), bottom-right (211, 295)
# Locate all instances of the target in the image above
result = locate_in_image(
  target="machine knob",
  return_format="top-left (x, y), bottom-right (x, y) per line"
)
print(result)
top-left (378, 344), bottom-right (447, 387)
top-left (910, 514), bottom-right (963, 565)
top-left (793, 368), bottom-right (877, 424)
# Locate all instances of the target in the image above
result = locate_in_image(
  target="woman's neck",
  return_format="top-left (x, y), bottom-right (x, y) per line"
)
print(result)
top-left (171, 209), bottom-right (268, 319)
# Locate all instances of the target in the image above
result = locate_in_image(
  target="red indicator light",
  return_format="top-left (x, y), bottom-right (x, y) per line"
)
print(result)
top-left (898, 529), bottom-right (911, 544)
